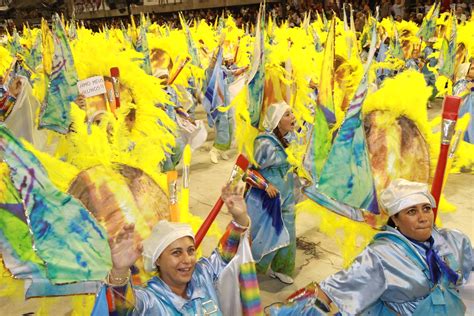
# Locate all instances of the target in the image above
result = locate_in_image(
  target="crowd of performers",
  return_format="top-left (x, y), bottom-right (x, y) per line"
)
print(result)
top-left (0, 2), bottom-right (474, 315)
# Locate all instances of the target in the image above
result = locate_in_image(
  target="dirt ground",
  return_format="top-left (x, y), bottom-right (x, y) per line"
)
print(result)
top-left (1, 103), bottom-right (472, 315)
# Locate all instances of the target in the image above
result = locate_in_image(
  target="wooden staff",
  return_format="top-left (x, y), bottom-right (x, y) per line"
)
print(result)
top-left (233, 36), bottom-right (241, 62)
top-left (167, 56), bottom-right (191, 86)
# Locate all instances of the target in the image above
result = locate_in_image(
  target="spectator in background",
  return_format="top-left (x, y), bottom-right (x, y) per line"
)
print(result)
top-left (380, 0), bottom-right (391, 18)
top-left (391, 0), bottom-right (405, 19)
top-left (415, 13), bottom-right (424, 24)
top-left (455, 6), bottom-right (467, 23)
top-left (355, 12), bottom-right (366, 33)
top-left (424, 0), bottom-right (434, 14)
top-left (455, 0), bottom-right (467, 11)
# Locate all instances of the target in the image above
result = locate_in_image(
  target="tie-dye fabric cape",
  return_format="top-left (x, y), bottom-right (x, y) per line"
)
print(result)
top-left (0, 126), bottom-right (111, 284)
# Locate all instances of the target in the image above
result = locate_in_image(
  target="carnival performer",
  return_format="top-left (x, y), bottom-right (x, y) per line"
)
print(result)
top-left (376, 39), bottom-right (392, 86)
top-left (421, 38), bottom-right (438, 101)
top-left (246, 101), bottom-right (298, 285)
top-left (0, 75), bottom-right (22, 122)
top-left (272, 178), bottom-right (472, 315)
top-left (209, 54), bottom-right (248, 164)
top-left (405, 46), bottom-right (422, 71)
top-left (105, 184), bottom-right (250, 315)
top-left (453, 59), bottom-right (474, 144)
top-left (155, 68), bottom-right (186, 172)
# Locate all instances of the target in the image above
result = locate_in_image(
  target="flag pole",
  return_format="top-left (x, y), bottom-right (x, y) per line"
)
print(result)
top-left (431, 95), bottom-right (461, 220)
top-left (195, 155), bottom-right (249, 248)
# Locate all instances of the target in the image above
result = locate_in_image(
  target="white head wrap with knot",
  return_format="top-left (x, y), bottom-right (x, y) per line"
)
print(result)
top-left (262, 101), bottom-right (291, 132)
top-left (142, 220), bottom-right (195, 273)
top-left (380, 179), bottom-right (436, 217)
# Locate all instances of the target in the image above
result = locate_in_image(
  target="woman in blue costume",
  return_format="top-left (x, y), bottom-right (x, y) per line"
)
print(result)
top-left (453, 60), bottom-right (474, 144)
top-left (209, 54), bottom-right (248, 164)
top-left (104, 185), bottom-right (250, 315)
top-left (421, 38), bottom-right (438, 101)
top-left (154, 68), bottom-right (186, 172)
top-left (246, 101), bottom-right (297, 285)
top-left (405, 47), bottom-right (422, 71)
top-left (271, 178), bottom-right (473, 315)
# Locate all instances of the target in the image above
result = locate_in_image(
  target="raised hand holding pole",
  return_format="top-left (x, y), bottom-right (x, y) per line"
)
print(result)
top-left (194, 154), bottom-right (249, 248)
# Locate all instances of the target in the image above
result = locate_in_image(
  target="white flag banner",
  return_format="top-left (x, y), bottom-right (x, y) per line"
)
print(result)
top-left (77, 76), bottom-right (106, 98)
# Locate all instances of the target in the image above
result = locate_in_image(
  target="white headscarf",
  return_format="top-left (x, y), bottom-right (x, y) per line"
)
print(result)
top-left (223, 53), bottom-right (234, 62)
top-left (380, 179), bottom-right (436, 217)
top-left (142, 220), bottom-right (195, 273)
top-left (153, 68), bottom-right (169, 79)
top-left (262, 101), bottom-right (291, 132)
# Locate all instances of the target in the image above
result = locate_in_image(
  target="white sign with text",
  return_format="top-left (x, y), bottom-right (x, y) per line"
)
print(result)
top-left (77, 76), bottom-right (106, 98)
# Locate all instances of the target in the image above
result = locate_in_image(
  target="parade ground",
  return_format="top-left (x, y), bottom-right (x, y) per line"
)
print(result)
top-left (1, 101), bottom-right (473, 315)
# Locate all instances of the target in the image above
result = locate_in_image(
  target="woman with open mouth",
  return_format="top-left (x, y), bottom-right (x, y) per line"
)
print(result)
top-left (245, 100), bottom-right (298, 285)
top-left (104, 184), bottom-right (250, 315)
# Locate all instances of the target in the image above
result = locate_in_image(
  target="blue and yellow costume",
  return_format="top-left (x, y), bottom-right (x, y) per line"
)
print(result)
top-left (246, 131), bottom-right (296, 277)
top-left (421, 45), bottom-right (438, 99)
top-left (320, 226), bottom-right (472, 315)
top-left (453, 78), bottom-right (474, 144)
top-left (106, 221), bottom-right (247, 315)
top-left (160, 85), bottom-right (185, 172)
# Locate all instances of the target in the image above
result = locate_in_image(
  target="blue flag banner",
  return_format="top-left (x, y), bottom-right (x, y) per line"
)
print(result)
top-left (135, 20), bottom-right (152, 75)
top-left (247, 4), bottom-right (265, 128)
top-left (39, 14), bottom-right (79, 134)
top-left (202, 47), bottom-right (225, 127)
top-left (25, 31), bottom-right (43, 71)
top-left (304, 24), bottom-right (380, 221)
top-left (417, 3), bottom-right (439, 41)
top-left (180, 13), bottom-right (201, 67)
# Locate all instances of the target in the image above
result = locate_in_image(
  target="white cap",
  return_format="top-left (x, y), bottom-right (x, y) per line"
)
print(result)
top-left (262, 101), bottom-right (291, 132)
top-left (380, 179), bottom-right (436, 217)
top-left (153, 68), bottom-right (169, 79)
top-left (142, 220), bottom-right (194, 273)
top-left (223, 53), bottom-right (234, 61)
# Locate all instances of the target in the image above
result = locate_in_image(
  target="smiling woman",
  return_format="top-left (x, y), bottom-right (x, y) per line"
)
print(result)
top-left (155, 235), bottom-right (196, 298)
top-left (105, 184), bottom-right (251, 315)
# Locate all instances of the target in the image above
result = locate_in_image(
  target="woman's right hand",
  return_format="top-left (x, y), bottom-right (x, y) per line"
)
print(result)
top-left (8, 77), bottom-right (23, 98)
top-left (108, 223), bottom-right (143, 274)
top-left (265, 183), bottom-right (279, 198)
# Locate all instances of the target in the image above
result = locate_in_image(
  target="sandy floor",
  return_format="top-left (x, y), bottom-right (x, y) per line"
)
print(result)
top-left (1, 103), bottom-right (473, 315)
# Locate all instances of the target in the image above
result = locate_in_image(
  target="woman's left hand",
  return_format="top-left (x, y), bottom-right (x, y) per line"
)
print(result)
top-left (221, 184), bottom-right (249, 227)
